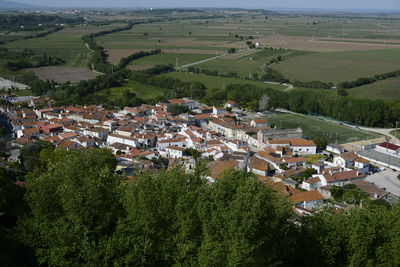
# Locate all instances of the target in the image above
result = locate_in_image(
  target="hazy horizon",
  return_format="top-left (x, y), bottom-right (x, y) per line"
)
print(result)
top-left (9, 0), bottom-right (400, 11)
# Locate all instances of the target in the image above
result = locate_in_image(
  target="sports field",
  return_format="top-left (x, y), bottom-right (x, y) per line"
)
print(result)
top-left (266, 113), bottom-right (380, 143)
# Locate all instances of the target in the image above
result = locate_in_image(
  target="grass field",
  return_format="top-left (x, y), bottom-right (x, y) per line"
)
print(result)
top-left (195, 49), bottom-right (299, 77)
top-left (2, 24), bottom-right (124, 68)
top-left (97, 80), bottom-right (166, 102)
top-left (348, 77), bottom-right (400, 102)
top-left (266, 113), bottom-right (380, 143)
top-left (130, 53), bottom-right (214, 68)
top-left (271, 49), bottom-right (400, 84)
top-left (166, 72), bottom-right (286, 90)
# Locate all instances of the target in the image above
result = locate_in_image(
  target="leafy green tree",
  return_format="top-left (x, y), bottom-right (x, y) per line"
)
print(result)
top-left (198, 170), bottom-right (297, 266)
top-left (21, 149), bottom-right (121, 266)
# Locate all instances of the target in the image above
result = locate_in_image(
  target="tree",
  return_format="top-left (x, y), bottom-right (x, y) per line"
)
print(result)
top-left (167, 104), bottom-right (190, 116)
top-left (19, 140), bottom-right (53, 172)
top-left (21, 149), bottom-right (121, 266)
top-left (337, 87), bottom-right (348, 96)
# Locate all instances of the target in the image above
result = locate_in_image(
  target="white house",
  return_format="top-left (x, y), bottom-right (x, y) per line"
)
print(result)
top-left (83, 127), bottom-right (109, 139)
top-left (250, 119), bottom-right (268, 128)
top-left (166, 146), bottom-right (186, 158)
top-left (107, 134), bottom-right (139, 148)
top-left (213, 106), bottom-right (227, 116)
top-left (157, 138), bottom-right (186, 152)
top-left (301, 177), bottom-right (322, 191)
top-left (290, 190), bottom-right (324, 210)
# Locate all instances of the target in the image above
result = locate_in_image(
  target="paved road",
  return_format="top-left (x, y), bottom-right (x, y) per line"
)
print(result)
top-left (366, 169), bottom-right (400, 197)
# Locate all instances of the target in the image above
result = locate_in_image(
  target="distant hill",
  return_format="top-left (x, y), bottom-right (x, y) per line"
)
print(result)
top-left (0, 0), bottom-right (41, 9)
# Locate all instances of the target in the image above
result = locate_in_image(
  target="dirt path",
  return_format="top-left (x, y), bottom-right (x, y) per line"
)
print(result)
top-left (176, 48), bottom-right (253, 69)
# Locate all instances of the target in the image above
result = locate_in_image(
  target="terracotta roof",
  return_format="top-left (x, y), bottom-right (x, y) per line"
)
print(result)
top-left (207, 159), bottom-right (238, 179)
top-left (289, 139), bottom-right (316, 147)
top-left (270, 182), bottom-right (300, 196)
top-left (252, 119), bottom-right (267, 124)
top-left (303, 177), bottom-right (321, 185)
top-left (323, 170), bottom-right (365, 183)
top-left (291, 190), bottom-right (324, 203)
top-left (340, 152), bottom-right (358, 161)
top-left (351, 180), bottom-right (389, 199)
top-left (57, 139), bottom-right (77, 149)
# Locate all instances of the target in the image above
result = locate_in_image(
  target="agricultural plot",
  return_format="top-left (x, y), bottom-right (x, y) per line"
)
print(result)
top-left (266, 113), bottom-right (380, 144)
top-left (166, 72), bottom-right (286, 91)
top-left (347, 77), bottom-right (400, 102)
top-left (271, 49), bottom-right (400, 83)
top-left (28, 67), bottom-right (98, 83)
top-left (3, 24), bottom-right (122, 68)
top-left (195, 49), bottom-right (296, 77)
top-left (129, 53), bottom-right (215, 68)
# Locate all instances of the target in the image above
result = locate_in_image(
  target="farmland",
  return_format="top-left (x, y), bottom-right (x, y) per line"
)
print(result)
top-left (265, 113), bottom-right (380, 143)
top-left (27, 67), bottom-right (98, 83)
top-left (348, 77), bottom-right (400, 102)
top-left (271, 49), bottom-right (400, 84)
top-left (166, 72), bottom-right (286, 90)
top-left (2, 24), bottom-right (125, 67)
top-left (129, 53), bottom-right (215, 68)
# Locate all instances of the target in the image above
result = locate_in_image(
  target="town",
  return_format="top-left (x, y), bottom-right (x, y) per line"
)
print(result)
top-left (2, 94), bottom-right (398, 217)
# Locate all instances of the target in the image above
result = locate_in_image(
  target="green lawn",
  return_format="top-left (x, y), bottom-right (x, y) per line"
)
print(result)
top-left (266, 113), bottom-right (380, 144)
top-left (166, 72), bottom-right (286, 90)
top-left (348, 77), bottom-right (400, 102)
top-left (130, 53), bottom-right (214, 67)
top-left (272, 49), bottom-right (400, 84)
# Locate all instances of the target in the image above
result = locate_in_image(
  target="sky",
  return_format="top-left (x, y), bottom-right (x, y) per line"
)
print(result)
top-left (13, 0), bottom-right (400, 10)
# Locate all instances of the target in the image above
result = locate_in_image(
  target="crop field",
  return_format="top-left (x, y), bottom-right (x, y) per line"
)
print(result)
top-left (195, 49), bottom-right (303, 77)
top-left (27, 66), bottom-right (98, 83)
top-left (347, 77), bottom-right (400, 102)
top-left (2, 24), bottom-right (123, 68)
top-left (266, 113), bottom-right (380, 144)
top-left (129, 53), bottom-right (215, 68)
top-left (271, 49), bottom-right (400, 83)
top-left (166, 72), bottom-right (286, 90)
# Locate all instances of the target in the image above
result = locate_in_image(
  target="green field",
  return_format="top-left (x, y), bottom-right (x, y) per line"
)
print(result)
top-left (348, 77), bottom-right (400, 102)
top-left (266, 113), bottom-right (380, 143)
top-left (195, 49), bottom-right (300, 77)
top-left (166, 72), bottom-right (286, 90)
top-left (2, 24), bottom-right (123, 67)
top-left (272, 49), bottom-right (400, 84)
top-left (97, 80), bottom-right (166, 102)
top-left (130, 53), bottom-right (214, 67)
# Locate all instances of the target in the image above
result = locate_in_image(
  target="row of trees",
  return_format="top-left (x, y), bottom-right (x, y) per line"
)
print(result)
top-left (0, 14), bottom-right (83, 32)
top-left (81, 23), bottom-right (137, 73)
top-left (2, 147), bottom-right (400, 266)
top-left (338, 69), bottom-right (400, 89)
top-left (117, 49), bottom-right (162, 69)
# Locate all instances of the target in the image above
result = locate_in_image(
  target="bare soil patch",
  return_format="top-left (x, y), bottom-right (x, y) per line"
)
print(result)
top-left (253, 34), bottom-right (400, 52)
top-left (27, 67), bottom-right (98, 83)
